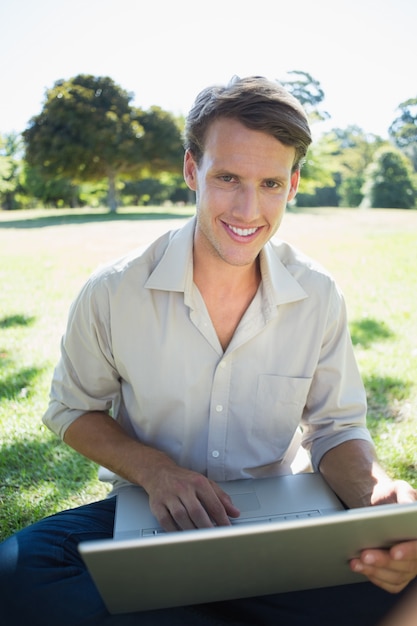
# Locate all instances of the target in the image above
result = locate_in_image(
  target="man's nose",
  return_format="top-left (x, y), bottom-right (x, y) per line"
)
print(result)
top-left (233, 186), bottom-right (261, 221)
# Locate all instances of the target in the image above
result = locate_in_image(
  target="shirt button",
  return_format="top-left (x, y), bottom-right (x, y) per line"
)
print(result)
top-left (212, 450), bottom-right (220, 458)
top-left (219, 360), bottom-right (226, 369)
top-left (215, 404), bottom-right (223, 412)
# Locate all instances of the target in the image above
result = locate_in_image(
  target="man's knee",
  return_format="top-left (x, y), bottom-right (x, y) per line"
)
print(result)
top-left (0, 499), bottom-right (116, 625)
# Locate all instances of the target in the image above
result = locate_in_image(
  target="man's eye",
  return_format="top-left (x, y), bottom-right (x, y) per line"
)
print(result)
top-left (219, 175), bottom-right (234, 183)
top-left (264, 180), bottom-right (279, 188)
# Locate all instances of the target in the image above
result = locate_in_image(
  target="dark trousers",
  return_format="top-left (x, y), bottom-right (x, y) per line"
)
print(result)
top-left (0, 497), bottom-right (411, 625)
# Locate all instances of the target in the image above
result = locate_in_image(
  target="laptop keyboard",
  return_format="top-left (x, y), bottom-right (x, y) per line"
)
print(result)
top-left (141, 510), bottom-right (321, 536)
top-left (231, 510), bottom-right (321, 525)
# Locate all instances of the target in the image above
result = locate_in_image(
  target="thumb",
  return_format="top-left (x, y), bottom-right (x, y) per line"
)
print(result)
top-left (394, 480), bottom-right (417, 504)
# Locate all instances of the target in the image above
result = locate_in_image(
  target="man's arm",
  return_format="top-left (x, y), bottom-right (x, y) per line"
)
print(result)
top-left (63, 411), bottom-right (240, 531)
top-left (319, 439), bottom-right (416, 508)
top-left (320, 439), bottom-right (417, 593)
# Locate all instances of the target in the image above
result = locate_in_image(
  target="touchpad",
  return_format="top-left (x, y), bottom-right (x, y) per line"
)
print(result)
top-left (230, 492), bottom-right (260, 512)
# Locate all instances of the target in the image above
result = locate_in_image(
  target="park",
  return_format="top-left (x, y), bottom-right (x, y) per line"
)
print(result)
top-left (1, 204), bottom-right (416, 540)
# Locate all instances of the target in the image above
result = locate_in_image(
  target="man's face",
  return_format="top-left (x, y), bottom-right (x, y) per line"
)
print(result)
top-left (184, 117), bottom-right (300, 269)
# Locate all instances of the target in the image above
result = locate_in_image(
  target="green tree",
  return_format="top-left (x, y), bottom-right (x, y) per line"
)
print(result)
top-left (296, 134), bottom-right (338, 197)
top-left (279, 70), bottom-right (329, 124)
top-left (23, 75), bottom-right (183, 212)
top-left (0, 133), bottom-right (22, 210)
top-left (137, 107), bottom-right (184, 175)
top-left (389, 97), bottom-right (417, 171)
top-left (323, 126), bottom-right (387, 207)
top-left (339, 174), bottom-right (364, 208)
top-left (121, 173), bottom-right (188, 206)
top-left (22, 164), bottom-right (80, 208)
top-left (362, 147), bottom-right (416, 209)
top-left (279, 71), bottom-right (333, 201)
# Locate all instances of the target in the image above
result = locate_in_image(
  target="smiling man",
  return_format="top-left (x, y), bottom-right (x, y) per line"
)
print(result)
top-left (187, 117), bottom-right (299, 265)
top-left (186, 117), bottom-right (300, 352)
top-left (1, 76), bottom-right (416, 626)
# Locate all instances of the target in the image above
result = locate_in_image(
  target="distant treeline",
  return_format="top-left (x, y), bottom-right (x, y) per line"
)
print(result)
top-left (1, 72), bottom-right (416, 211)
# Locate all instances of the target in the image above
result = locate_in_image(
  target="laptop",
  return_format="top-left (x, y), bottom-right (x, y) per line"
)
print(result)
top-left (79, 473), bottom-right (417, 614)
top-left (112, 472), bottom-right (344, 539)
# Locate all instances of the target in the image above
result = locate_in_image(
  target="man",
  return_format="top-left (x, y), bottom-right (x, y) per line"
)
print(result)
top-left (1, 76), bottom-right (416, 625)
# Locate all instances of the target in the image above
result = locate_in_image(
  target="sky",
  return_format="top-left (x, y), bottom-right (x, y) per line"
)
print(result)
top-left (1, 0), bottom-right (416, 139)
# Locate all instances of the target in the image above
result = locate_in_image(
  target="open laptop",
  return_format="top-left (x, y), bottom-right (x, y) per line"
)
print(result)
top-left (113, 472), bottom-right (344, 539)
top-left (79, 473), bottom-right (417, 614)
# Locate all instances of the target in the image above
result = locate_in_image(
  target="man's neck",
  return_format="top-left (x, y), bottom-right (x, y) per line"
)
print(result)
top-left (192, 241), bottom-right (261, 295)
top-left (192, 250), bottom-right (262, 351)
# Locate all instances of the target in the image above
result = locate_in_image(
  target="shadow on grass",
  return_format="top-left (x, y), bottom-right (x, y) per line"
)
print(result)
top-left (0, 208), bottom-right (195, 229)
top-left (364, 374), bottom-right (417, 486)
top-left (350, 318), bottom-right (394, 348)
top-left (0, 364), bottom-right (45, 400)
top-left (0, 437), bottom-right (102, 539)
top-left (0, 314), bottom-right (36, 329)
top-left (0, 436), bottom-right (97, 487)
top-left (364, 373), bottom-right (412, 424)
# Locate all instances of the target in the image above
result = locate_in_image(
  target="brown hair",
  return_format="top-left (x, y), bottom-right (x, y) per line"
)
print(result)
top-left (184, 76), bottom-right (312, 172)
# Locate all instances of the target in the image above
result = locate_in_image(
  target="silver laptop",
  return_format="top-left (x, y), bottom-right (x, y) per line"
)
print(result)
top-left (113, 473), bottom-right (344, 539)
top-left (79, 473), bottom-right (417, 614)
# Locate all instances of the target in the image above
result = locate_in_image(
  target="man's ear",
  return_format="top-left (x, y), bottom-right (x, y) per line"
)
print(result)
top-left (183, 150), bottom-right (198, 191)
top-left (288, 170), bottom-right (300, 202)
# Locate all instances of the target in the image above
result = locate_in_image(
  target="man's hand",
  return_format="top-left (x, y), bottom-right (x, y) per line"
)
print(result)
top-left (350, 541), bottom-right (417, 594)
top-left (63, 411), bottom-right (240, 531)
top-left (370, 479), bottom-right (417, 507)
top-left (145, 464), bottom-right (241, 532)
top-left (320, 441), bottom-right (417, 593)
top-left (350, 479), bottom-right (417, 593)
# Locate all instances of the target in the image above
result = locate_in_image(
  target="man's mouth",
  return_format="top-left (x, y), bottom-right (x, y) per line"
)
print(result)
top-left (227, 224), bottom-right (259, 237)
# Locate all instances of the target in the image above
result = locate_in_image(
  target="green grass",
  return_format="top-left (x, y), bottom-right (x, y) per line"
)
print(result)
top-left (1, 206), bottom-right (417, 540)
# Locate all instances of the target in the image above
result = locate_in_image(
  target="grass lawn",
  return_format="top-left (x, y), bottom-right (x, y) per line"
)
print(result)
top-left (1, 206), bottom-right (417, 540)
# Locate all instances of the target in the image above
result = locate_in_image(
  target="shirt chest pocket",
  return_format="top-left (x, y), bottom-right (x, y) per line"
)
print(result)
top-left (252, 375), bottom-right (312, 459)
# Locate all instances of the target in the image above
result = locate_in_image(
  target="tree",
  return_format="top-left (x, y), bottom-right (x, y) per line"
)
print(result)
top-left (296, 134), bottom-right (338, 197)
top-left (322, 126), bottom-right (387, 207)
top-left (0, 133), bottom-right (22, 210)
top-left (23, 75), bottom-right (183, 212)
top-left (279, 70), bottom-right (330, 124)
top-left (22, 164), bottom-right (80, 208)
top-left (362, 147), bottom-right (416, 209)
top-left (339, 174), bottom-right (365, 208)
top-left (279, 71), bottom-right (333, 202)
top-left (121, 173), bottom-right (188, 206)
top-left (389, 97), bottom-right (417, 171)
top-left (137, 107), bottom-right (184, 175)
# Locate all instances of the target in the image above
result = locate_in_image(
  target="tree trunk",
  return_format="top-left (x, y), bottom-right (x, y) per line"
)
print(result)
top-left (108, 172), bottom-right (118, 213)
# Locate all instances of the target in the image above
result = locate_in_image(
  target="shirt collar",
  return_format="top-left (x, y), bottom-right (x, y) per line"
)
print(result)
top-left (261, 240), bottom-right (308, 307)
top-left (145, 217), bottom-right (307, 306)
top-left (144, 217), bottom-right (195, 292)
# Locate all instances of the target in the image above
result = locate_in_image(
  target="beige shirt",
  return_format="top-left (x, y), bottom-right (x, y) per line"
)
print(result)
top-left (43, 218), bottom-right (371, 489)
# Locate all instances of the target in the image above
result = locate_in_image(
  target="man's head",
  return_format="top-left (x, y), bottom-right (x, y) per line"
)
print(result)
top-left (184, 76), bottom-right (312, 173)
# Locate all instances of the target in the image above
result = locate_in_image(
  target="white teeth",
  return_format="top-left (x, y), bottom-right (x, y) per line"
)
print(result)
top-left (229, 225), bottom-right (258, 237)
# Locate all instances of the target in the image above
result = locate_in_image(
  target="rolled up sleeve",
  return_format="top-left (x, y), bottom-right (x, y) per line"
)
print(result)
top-left (300, 285), bottom-right (372, 470)
top-left (43, 274), bottom-right (121, 439)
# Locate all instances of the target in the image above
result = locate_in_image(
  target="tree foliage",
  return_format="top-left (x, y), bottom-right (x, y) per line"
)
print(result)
top-left (23, 75), bottom-right (184, 211)
top-left (323, 126), bottom-right (386, 207)
top-left (297, 135), bottom-right (337, 194)
top-left (137, 107), bottom-right (185, 174)
top-left (389, 97), bottom-right (417, 171)
top-left (279, 70), bottom-right (330, 124)
top-left (0, 133), bottom-right (22, 210)
top-left (22, 165), bottom-right (79, 208)
top-left (362, 147), bottom-right (416, 209)
top-left (2, 71), bottom-right (416, 211)
top-left (279, 70), bottom-right (332, 197)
